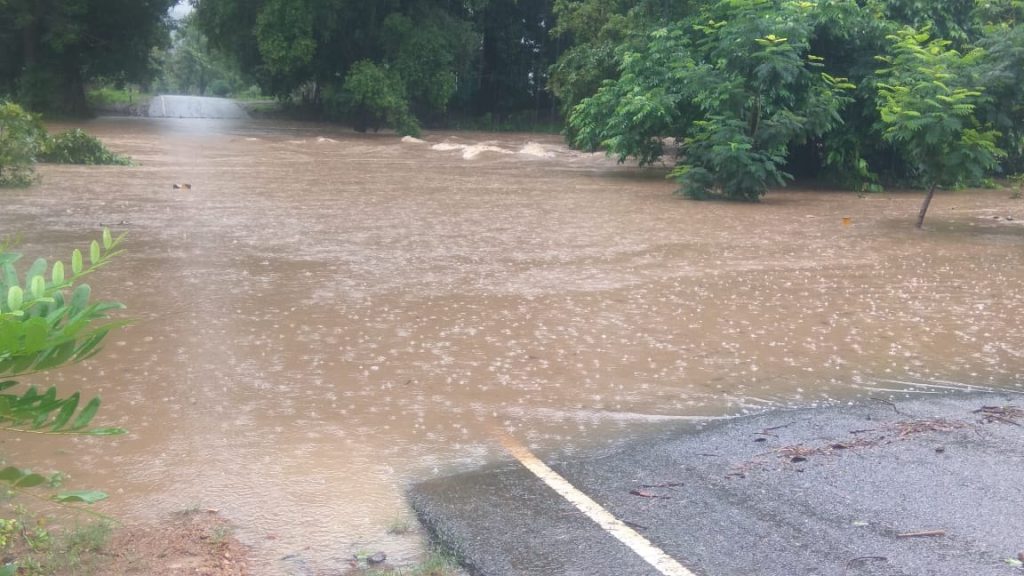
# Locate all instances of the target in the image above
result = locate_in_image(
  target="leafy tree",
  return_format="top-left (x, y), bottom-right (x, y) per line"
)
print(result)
top-left (326, 60), bottom-right (421, 136)
top-left (0, 0), bottom-right (176, 116)
top-left (154, 14), bottom-right (247, 97)
top-left (0, 230), bottom-right (127, 575)
top-left (876, 26), bottom-right (1005, 227)
top-left (195, 0), bottom-right (485, 128)
top-left (975, 2), bottom-right (1024, 173)
top-left (549, 0), bottom-right (693, 122)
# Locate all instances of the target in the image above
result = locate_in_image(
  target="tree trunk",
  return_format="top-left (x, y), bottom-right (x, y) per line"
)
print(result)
top-left (915, 183), bottom-right (937, 229)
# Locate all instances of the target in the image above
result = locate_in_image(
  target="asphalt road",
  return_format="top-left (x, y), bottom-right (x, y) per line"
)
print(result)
top-left (409, 392), bottom-right (1024, 576)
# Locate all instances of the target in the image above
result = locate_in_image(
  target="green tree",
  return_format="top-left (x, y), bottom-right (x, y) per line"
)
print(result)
top-left (570, 0), bottom-right (853, 201)
top-left (975, 1), bottom-right (1024, 173)
top-left (156, 14), bottom-right (247, 97)
top-left (326, 60), bottom-right (421, 136)
top-left (876, 27), bottom-right (1005, 228)
top-left (195, 0), bottom-right (484, 128)
top-left (0, 0), bottom-right (176, 116)
top-left (549, 0), bottom-right (693, 123)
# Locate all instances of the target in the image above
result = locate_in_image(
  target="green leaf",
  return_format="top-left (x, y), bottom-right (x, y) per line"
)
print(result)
top-left (49, 392), bottom-right (80, 431)
top-left (102, 228), bottom-right (113, 250)
top-left (0, 467), bottom-right (25, 483)
top-left (25, 258), bottom-right (46, 286)
top-left (86, 427), bottom-right (127, 436)
top-left (23, 317), bottom-right (48, 352)
top-left (89, 240), bottom-right (101, 266)
top-left (70, 396), bottom-right (100, 430)
top-left (6, 286), bottom-right (23, 311)
top-left (70, 284), bottom-right (91, 312)
top-left (72, 249), bottom-right (83, 275)
top-left (13, 473), bottom-right (46, 488)
top-left (52, 261), bottom-right (65, 285)
top-left (53, 490), bottom-right (108, 504)
top-left (30, 275), bottom-right (45, 299)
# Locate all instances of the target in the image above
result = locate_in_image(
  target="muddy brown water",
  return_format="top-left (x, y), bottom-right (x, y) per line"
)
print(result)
top-left (2, 117), bottom-right (1022, 571)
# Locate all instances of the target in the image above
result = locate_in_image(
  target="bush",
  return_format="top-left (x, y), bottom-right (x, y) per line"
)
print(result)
top-left (0, 102), bottom-right (47, 187)
top-left (40, 129), bottom-right (132, 166)
top-left (325, 60), bottom-right (421, 136)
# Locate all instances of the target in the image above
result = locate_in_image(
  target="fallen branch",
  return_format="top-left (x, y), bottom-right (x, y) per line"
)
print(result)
top-left (896, 529), bottom-right (946, 538)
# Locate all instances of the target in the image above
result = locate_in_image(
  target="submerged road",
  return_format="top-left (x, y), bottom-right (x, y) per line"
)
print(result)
top-left (147, 94), bottom-right (248, 118)
top-left (410, 392), bottom-right (1024, 576)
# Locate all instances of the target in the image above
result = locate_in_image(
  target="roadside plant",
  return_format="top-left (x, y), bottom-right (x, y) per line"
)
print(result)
top-left (875, 26), bottom-right (1005, 227)
top-left (0, 229), bottom-right (128, 575)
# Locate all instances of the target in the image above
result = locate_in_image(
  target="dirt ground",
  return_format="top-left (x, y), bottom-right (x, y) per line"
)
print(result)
top-left (96, 510), bottom-right (252, 576)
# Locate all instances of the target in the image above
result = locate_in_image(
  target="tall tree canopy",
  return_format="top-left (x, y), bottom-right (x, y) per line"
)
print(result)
top-left (193, 0), bottom-right (563, 130)
top-left (562, 0), bottom-right (1024, 205)
top-left (0, 0), bottom-right (176, 115)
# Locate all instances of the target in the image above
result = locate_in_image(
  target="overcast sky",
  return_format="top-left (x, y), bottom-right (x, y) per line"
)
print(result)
top-left (170, 1), bottom-right (192, 19)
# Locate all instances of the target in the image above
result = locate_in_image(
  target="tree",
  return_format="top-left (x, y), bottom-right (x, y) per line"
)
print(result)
top-left (0, 0), bottom-right (176, 116)
top-left (569, 0), bottom-right (854, 201)
top-left (975, 1), bottom-right (1024, 173)
top-left (326, 60), bottom-right (421, 136)
top-left (195, 0), bottom-right (485, 129)
top-left (155, 14), bottom-right (247, 97)
top-left (876, 27), bottom-right (1005, 227)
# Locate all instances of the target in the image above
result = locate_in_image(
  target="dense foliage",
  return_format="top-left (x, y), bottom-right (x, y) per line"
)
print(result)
top-left (193, 0), bottom-right (562, 129)
top-left (0, 103), bottom-right (46, 187)
top-left (561, 0), bottom-right (1024, 205)
top-left (153, 14), bottom-right (251, 98)
top-left (0, 0), bottom-right (176, 116)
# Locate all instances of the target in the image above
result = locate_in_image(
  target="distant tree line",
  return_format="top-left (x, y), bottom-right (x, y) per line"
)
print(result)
top-left (2, 0), bottom-right (1023, 209)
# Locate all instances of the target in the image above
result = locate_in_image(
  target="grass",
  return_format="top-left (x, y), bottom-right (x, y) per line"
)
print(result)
top-left (0, 510), bottom-right (113, 576)
top-left (86, 86), bottom-right (151, 108)
top-left (350, 548), bottom-right (464, 576)
top-left (386, 515), bottom-right (414, 535)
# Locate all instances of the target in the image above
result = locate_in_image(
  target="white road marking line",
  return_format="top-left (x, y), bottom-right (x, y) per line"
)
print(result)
top-left (498, 433), bottom-right (699, 576)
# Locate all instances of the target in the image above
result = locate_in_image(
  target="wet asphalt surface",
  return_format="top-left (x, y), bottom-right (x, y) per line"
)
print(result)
top-left (410, 392), bottom-right (1024, 576)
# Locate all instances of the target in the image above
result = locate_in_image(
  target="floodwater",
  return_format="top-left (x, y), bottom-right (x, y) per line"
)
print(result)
top-left (2, 117), bottom-right (1022, 572)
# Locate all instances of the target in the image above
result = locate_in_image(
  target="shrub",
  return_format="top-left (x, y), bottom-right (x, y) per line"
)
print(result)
top-left (39, 129), bottom-right (132, 166)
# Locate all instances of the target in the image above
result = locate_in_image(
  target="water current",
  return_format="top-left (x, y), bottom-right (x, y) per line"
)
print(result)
top-left (2, 117), bottom-right (1022, 571)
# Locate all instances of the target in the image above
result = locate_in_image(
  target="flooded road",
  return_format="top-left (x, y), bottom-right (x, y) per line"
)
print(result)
top-left (2, 117), bottom-right (1022, 571)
